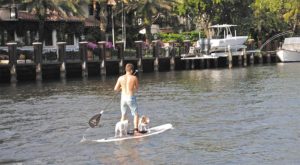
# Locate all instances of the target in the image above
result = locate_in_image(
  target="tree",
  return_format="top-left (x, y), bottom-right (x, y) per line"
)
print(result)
top-left (125, 0), bottom-right (177, 41)
top-left (252, 0), bottom-right (300, 34)
top-left (175, 0), bottom-right (223, 36)
top-left (176, 0), bottom-right (253, 35)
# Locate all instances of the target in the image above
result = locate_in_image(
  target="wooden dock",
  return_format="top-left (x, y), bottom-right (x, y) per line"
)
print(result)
top-left (0, 41), bottom-right (278, 83)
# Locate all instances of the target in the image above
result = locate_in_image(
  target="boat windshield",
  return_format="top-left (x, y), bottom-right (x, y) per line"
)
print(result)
top-left (209, 24), bottom-right (236, 39)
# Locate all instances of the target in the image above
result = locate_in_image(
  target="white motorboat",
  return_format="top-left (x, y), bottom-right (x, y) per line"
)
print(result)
top-left (276, 37), bottom-right (300, 62)
top-left (196, 24), bottom-right (248, 53)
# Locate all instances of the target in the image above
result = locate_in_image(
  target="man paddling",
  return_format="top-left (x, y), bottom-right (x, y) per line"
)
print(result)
top-left (114, 63), bottom-right (140, 135)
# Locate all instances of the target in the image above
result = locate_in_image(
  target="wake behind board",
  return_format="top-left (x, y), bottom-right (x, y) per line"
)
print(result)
top-left (81, 123), bottom-right (173, 143)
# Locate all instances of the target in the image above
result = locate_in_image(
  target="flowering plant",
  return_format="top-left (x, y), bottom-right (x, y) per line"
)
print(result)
top-left (105, 41), bottom-right (113, 49)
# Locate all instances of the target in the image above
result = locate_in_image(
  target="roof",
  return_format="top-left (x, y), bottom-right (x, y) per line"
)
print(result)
top-left (0, 8), bottom-right (83, 22)
top-left (84, 17), bottom-right (100, 27)
top-left (18, 11), bottom-right (38, 21)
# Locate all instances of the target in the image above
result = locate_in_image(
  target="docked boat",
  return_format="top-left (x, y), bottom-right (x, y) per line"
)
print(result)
top-left (196, 24), bottom-right (248, 53)
top-left (276, 37), bottom-right (300, 62)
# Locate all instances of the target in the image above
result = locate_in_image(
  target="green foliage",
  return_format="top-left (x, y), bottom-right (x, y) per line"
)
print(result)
top-left (158, 33), bottom-right (184, 43)
top-left (252, 0), bottom-right (299, 32)
top-left (124, 0), bottom-right (176, 41)
top-left (158, 31), bottom-right (205, 43)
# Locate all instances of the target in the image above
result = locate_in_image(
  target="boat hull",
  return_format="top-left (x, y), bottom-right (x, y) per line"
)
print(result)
top-left (276, 49), bottom-right (300, 62)
top-left (197, 36), bottom-right (248, 53)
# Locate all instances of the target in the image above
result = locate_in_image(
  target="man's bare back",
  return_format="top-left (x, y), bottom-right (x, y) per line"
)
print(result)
top-left (116, 74), bottom-right (138, 96)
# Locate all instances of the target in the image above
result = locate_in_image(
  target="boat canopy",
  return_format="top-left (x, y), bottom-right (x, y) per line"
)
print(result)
top-left (209, 24), bottom-right (238, 28)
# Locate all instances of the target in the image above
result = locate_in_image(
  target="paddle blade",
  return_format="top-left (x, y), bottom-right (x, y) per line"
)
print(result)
top-left (88, 111), bottom-right (103, 128)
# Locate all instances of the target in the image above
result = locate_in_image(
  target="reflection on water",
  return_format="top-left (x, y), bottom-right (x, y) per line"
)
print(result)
top-left (1, 63), bottom-right (300, 164)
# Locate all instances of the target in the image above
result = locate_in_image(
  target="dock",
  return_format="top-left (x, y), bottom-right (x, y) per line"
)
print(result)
top-left (0, 40), bottom-right (278, 83)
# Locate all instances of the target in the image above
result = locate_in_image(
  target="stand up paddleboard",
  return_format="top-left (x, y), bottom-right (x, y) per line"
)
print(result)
top-left (81, 123), bottom-right (173, 143)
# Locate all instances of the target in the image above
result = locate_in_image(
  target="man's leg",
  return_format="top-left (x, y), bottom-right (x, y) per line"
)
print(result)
top-left (121, 113), bottom-right (126, 121)
top-left (120, 99), bottom-right (127, 121)
top-left (134, 113), bottom-right (139, 130)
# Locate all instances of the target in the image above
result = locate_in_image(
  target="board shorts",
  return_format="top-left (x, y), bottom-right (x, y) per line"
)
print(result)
top-left (120, 94), bottom-right (138, 116)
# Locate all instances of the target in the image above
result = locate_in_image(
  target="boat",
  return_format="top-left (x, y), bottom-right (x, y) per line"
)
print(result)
top-left (196, 24), bottom-right (248, 53)
top-left (276, 37), bottom-right (300, 62)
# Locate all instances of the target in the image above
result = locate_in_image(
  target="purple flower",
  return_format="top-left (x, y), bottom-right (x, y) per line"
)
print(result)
top-left (105, 41), bottom-right (113, 48)
top-left (87, 42), bottom-right (97, 50)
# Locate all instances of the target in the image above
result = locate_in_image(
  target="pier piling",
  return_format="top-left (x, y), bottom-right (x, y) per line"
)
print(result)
top-left (238, 53), bottom-right (242, 66)
top-left (98, 41), bottom-right (106, 76)
top-left (116, 41), bottom-right (124, 74)
top-left (8, 42), bottom-right (17, 83)
top-left (33, 42), bottom-right (43, 81)
top-left (58, 42), bottom-right (66, 79)
top-left (135, 41), bottom-right (143, 72)
top-left (250, 53), bottom-right (254, 65)
top-left (214, 58), bottom-right (218, 68)
top-left (152, 40), bottom-right (159, 72)
top-left (227, 46), bottom-right (232, 69)
top-left (169, 41), bottom-right (175, 71)
top-left (258, 52), bottom-right (263, 64)
top-left (267, 53), bottom-right (271, 63)
top-left (183, 40), bottom-right (191, 70)
top-left (243, 48), bottom-right (247, 67)
top-left (79, 41), bottom-right (88, 78)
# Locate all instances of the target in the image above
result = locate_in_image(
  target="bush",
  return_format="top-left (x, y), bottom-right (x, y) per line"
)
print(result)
top-left (158, 31), bottom-right (206, 43)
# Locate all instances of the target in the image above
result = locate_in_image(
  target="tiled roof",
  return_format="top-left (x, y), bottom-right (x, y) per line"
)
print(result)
top-left (1, 9), bottom-right (96, 27)
top-left (84, 17), bottom-right (100, 27)
top-left (18, 11), bottom-right (38, 21)
top-left (0, 9), bottom-right (83, 22)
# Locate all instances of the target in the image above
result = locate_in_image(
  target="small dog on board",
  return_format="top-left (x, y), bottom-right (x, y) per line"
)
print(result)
top-left (115, 120), bottom-right (128, 137)
top-left (138, 116), bottom-right (150, 133)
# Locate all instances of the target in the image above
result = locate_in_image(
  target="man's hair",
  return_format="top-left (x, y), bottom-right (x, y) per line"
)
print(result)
top-left (125, 63), bottom-right (134, 73)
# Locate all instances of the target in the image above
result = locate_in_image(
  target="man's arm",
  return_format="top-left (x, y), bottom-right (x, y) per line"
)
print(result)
top-left (114, 77), bottom-right (121, 92)
top-left (134, 77), bottom-right (139, 92)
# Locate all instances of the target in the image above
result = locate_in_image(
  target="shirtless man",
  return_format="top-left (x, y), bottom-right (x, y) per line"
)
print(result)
top-left (114, 63), bottom-right (139, 134)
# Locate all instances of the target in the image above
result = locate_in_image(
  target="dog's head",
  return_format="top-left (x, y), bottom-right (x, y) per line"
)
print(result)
top-left (140, 116), bottom-right (150, 124)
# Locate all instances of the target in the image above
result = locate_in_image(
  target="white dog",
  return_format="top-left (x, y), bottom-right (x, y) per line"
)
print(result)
top-left (115, 120), bottom-right (128, 137)
top-left (138, 116), bottom-right (150, 133)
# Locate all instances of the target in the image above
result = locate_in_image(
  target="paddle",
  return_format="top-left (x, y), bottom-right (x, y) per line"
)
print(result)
top-left (88, 69), bottom-right (139, 128)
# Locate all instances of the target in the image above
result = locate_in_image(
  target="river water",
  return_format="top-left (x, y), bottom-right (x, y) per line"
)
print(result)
top-left (0, 63), bottom-right (300, 165)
